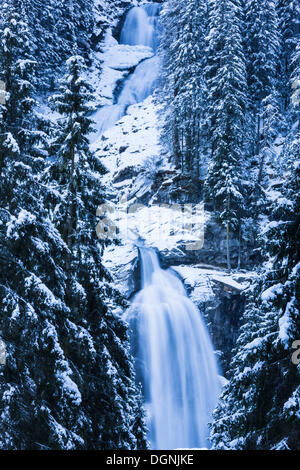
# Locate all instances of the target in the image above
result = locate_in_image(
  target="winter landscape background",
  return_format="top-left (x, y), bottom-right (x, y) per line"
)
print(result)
top-left (0, 0), bottom-right (299, 451)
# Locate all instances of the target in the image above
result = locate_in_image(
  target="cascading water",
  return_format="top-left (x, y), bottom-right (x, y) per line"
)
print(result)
top-left (92, 4), bottom-right (161, 140)
top-left (127, 248), bottom-right (221, 450)
top-left (120, 4), bottom-right (161, 52)
top-left (118, 56), bottom-right (160, 107)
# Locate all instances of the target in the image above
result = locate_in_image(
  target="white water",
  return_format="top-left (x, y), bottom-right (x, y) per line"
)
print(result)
top-left (92, 4), bottom-right (161, 140)
top-left (118, 55), bottom-right (160, 107)
top-left (127, 248), bottom-right (221, 450)
top-left (120, 4), bottom-right (161, 52)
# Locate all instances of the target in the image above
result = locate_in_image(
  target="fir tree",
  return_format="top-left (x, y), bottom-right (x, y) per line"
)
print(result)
top-left (277, 0), bottom-right (300, 111)
top-left (291, 43), bottom-right (300, 126)
top-left (211, 133), bottom-right (300, 450)
top-left (0, 5), bottom-right (146, 450)
top-left (204, 0), bottom-right (248, 270)
top-left (244, 0), bottom-right (280, 155)
top-left (48, 54), bottom-right (147, 449)
top-left (252, 89), bottom-right (281, 224)
top-left (0, 4), bottom-right (84, 450)
top-left (159, 0), bottom-right (208, 176)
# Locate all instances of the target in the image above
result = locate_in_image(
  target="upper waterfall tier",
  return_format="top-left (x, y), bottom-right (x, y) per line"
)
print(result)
top-left (120, 4), bottom-right (161, 52)
top-left (92, 3), bottom-right (161, 140)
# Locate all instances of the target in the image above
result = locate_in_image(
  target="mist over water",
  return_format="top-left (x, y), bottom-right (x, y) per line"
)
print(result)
top-left (127, 248), bottom-right (221, 450)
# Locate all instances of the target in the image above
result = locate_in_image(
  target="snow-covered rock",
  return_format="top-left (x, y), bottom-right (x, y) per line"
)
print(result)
top-left (102, 44), bottom-right (154, 70)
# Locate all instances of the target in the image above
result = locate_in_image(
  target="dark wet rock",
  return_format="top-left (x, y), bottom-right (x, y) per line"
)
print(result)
top-left (119, 145), bottom-right (129, 153)
top-left (113, 165), bottom-right (139, 183)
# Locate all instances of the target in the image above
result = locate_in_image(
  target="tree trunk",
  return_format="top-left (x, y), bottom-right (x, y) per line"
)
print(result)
top-left (173, 125), bottom-right (181, 170)
top-left (226, 221), bottom-right (231, 271)
top-left (226, 193), bottom-right (231, 271)
top-left (237, 220), bottom-right (241, 270)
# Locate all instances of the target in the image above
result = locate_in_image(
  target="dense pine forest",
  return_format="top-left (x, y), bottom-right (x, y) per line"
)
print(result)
top-left (0, 0), bottom-right (299, 451)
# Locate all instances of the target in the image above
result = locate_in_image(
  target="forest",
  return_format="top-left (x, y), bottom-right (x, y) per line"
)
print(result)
top-left (0, 0), bottom-right (299, 451)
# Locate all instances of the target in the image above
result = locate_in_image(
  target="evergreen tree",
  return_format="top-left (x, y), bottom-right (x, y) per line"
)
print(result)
top-left (0, 4), bottom-right (84, 450)
top-left (0, 4), bottom-right (146, 449)
top-left (48, 54), bottom-right (147, 449)
top-left (277, 0), bottom-right (300, 111)
top-left (9, 0), bottom-right (99, 93)
top-left (204, 0), bottom-right (248, 270)
top-left (18, 0), bottom-right (61, 92)
top-left (291, 43), bottom-right (300, 126)
top-left (251, 89), bottom-right (281, 224)
top-left (132, 384), bottom-right (149, 450)
top-left (158, 0), bottom-right (182, 170)
top-left (159, 0), bottom-right (208, 176)
top-left (211, 133), bottom-right (300, 450)
top-left (244, 0), bottom-right (280, 155)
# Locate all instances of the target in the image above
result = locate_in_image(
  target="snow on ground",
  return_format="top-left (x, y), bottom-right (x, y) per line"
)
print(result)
top-left (93, 96), bottom-right (161, 173)
top-left (100, 200), bottom-right (207, 252)
top-left (103, 244), bottom-right (138, 297)
top-left (211, 274), bottom-right (247, 291)
top-left (173, 265), bottom-right (251, 305)
top-left (89, 59), bottom-right (125, 106)
top-left (92, 95), bottom-right (166, 213)
top-left (102, 43), bottom-right (154, 71)
top-left (172, 266), bottom-right (216, 304)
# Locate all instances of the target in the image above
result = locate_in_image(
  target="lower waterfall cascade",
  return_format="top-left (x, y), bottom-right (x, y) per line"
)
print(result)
top-left (127, 248), bottom-right (221, 450)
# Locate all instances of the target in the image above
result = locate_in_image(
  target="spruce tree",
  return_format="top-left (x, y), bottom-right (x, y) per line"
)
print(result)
top-left (204, 0), bottom-right (248, 270)
top-left (244, 0), bottom-right (280, 155)
top-left (252, 89), bottom-right (281, 223)
top-left (159, 0), bottom-right (185, 170)
top-left (48, 54), bottom-right (147, 449)
top-left (291, 43), bottom-right (300, 126)
top-left (9, 0), bottom-right (98, 93)
top-left (159, 0), bottom-right (208, 176)
top-left (0, 4), bottom-right (84, 450)
top-left (277, 0), bottom-right (300, 111)
top-left (211, 133), bottom-right (300, 450)
top-left (0, 5), bottom-right (147, 449)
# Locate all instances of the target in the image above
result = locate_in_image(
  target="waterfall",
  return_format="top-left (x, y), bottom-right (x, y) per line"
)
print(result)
top-left (127, 248), bottom-right (221, 450)
top-left (120, 5), bottom-right (161, 52)
top-left (92, 4), bottom-right (161, 140)
top-left (118, 56), bottom-right (160, 107)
